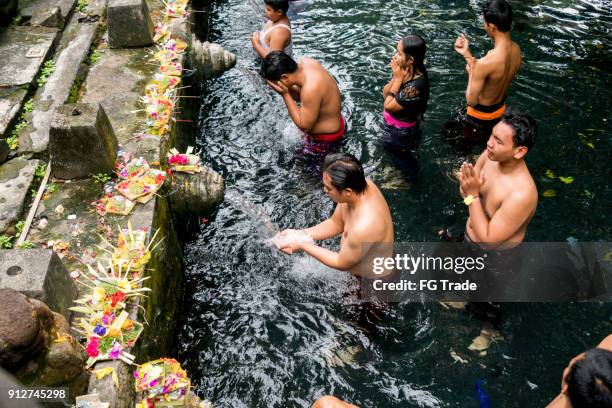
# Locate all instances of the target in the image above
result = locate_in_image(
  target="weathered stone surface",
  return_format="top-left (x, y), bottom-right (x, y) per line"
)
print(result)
top-left (0, 25), bottom-right (58, 87)
top-left (19, 0), bottom-right (74, 20)
top-left (0, 249), bottom-right (77, 321)
top-left (17, 20), bottom-right (98, 153)
top-left (50, 103), bottom-right (118, 179)
top-left (166, 167), bottom-right (225, 216)
top-left (31, 6), bottom-right (62, 28)
top-left (0, 87), bottom-right (27, 138)
top-left (107, 0), bottom-right (153, 48)
top-left (0, 288), bottom-right (53, 366)
top-left (83, 51), bottom-right (150, 143)
top-left (0, 157), bottom-right (39, 233)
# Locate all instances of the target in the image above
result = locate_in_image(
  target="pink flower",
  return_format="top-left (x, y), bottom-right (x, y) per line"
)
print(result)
top-left (86, 337), bottom-right (100, 357)
top-left (168, 154), bottom-right (189, 165)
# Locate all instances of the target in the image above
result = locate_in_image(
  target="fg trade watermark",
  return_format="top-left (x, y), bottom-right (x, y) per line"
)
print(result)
top-left (360, 242), bottom-right (612, 302)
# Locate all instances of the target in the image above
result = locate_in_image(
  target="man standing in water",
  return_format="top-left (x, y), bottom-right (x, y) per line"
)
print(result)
top-left (454, 0), bottom-right (522, 140)
top-left (459, 111), bottom-right (538, 248)
top-left (261, 51), bottom-right (346, 144)
top-left (273, 153), bottom-right (394, 279)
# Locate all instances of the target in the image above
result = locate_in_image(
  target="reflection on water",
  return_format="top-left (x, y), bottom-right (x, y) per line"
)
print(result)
top-left (177, 0), bottom-right (612, 406)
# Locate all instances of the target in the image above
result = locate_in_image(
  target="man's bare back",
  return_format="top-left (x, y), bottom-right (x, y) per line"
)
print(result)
top-left (475, 41), bottom-right (521, 106)
top-left (297, 58), bottom-right (342, 134)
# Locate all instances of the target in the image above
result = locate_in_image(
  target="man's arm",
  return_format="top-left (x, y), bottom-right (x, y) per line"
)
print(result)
top-left (251, 32), bottom-right (268, 59)
top-left (467, 193), bottom-right (534, 245)
top-left (282, 85), bottom-right (321, 132)
top-left (304, 204), bottom-right (344, 241)
top-left (298, 225), bottom-right (368, 272)
top-left (465, 59), bottom-right (489, 106)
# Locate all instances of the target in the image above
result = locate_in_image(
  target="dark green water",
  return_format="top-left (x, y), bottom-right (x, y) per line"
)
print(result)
top-left (176, 0), bottom-right (612, 406)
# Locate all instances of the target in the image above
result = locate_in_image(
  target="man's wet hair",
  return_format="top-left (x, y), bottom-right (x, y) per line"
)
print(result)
top-left (482, 0), bottom-right (513, 32)
top-left (264, 0), bottom-right (289, 14)
top-left (501, 111), bottom-right (537, 150)
top-left (260, 51), bottom-right (298, 81)
top-left (323, 153), bottom-right (367, 195)
top-left (566, 348), bottom-right (612, 408)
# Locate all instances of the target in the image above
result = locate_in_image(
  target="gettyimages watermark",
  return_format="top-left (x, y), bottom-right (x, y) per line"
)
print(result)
top-left (359, 242), bottom-right (612, 302)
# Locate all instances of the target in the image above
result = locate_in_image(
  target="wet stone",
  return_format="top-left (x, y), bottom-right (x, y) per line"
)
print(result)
top-left (50, 103), bottom-right (118, 179)
top-left (0, 250), bottom-right (76, 321)
top-left (0, 157), bottom-right (40, 233)
top-left (166, 167), bottom-right (225, 216)
top-left (107, 0), bottom-right (153, 48)
top-left (31, 5), bottom-right (63, 28)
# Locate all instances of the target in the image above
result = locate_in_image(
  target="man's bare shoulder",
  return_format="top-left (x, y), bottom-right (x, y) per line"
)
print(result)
top-left (509, 170), bottom-right (538, 206)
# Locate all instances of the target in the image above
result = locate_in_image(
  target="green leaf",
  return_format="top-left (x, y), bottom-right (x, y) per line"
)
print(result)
top-left (543, 189), bottom-right (557, 198)
top-left (559, 176), bottom-right (574, 184)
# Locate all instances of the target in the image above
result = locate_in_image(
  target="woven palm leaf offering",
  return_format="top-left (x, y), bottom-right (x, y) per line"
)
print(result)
top-left (99, 222), bottom-right (163, 277)
top-left (153, 22), bottom-right (171, 43)
top-left (166, 147), bottom-right (202, 174)
top-left (69, 262), bottom-right (151, 367)
top-left (134, 169), bottom-right (168, 204)
top-left (118, 157), bottom-right (150, 180)
top-left (135, 358), bottom-right (191, 407)
top-left (104, 195), bottom-right (136, 216)
top-left (162, 0), bottom-right (188, 19)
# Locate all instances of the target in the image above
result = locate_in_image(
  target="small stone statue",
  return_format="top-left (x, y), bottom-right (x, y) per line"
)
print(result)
top-left (190, 39), bottom-right (236, 79)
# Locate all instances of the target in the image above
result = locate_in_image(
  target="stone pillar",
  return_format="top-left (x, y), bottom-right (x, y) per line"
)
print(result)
top-left (49, 103), bottom-right (118, 180)
top-left (107, 0), bottom-right (154, 48)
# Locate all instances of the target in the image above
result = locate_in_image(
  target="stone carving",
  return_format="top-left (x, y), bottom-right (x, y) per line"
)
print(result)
top-left (165, 166), bottom-right (224, 216)
top-left (190, 39), bottom-right (236, 79)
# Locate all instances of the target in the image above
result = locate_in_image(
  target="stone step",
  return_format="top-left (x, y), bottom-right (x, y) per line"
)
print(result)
top-left (0, 156), bottom-right (40, 234)
top-left (0, 25), bottom-right (59, 138)
top-left (15, 7), bottom-right (102, 154)
top-left (19, 0), bottom-right (76, 22)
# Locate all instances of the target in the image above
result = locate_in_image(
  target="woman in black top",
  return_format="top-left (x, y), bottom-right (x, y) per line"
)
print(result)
top-left (381, 34), bottom-right (430, 179)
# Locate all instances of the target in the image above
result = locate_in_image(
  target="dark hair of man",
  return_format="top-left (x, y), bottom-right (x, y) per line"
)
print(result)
top-left (501, 111), bottom-right (537, 150)
top-left (264, 0), bottom-right (289, 14)
top-left (401, 33), bottom-right (430, 116)
top-left (260, 51), bottom-right (298, 81)
top-left (566, 348), bottom-right (612, 408)
top-left (322, 153), bottom-right (367, 195)
top-left (482, 0), bottom-right (513, 32)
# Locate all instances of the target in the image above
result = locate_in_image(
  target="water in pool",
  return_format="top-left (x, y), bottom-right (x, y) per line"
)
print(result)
top-left (176, 0), bottom-right (612, 406)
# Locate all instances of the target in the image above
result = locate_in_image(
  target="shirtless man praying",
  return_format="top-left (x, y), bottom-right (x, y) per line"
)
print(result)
top-left (261, 51), bottom-right (346, 145)
top-left (459, 111), bottom-right (538, 249)
top-left (273, 153), bottom-right (394, 278)
top-left (454, 0), bottom-right (522, 140)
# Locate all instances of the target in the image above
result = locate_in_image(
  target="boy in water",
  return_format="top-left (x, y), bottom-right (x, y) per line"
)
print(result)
top-left (251, 0), bottom-right (293, 58)
top-left (454, 0), bottom-right (522, 141)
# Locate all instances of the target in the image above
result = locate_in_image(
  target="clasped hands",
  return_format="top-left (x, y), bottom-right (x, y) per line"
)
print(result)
top-left (459, 162), bottom-right (485, 198)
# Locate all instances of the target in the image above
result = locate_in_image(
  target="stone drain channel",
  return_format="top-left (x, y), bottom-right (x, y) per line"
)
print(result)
top-left (0, 0), bottom-right (233, 405)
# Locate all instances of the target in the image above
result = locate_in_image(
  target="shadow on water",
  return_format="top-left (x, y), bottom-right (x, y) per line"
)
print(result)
top-left (176, 0), bottom-right (612, 406)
